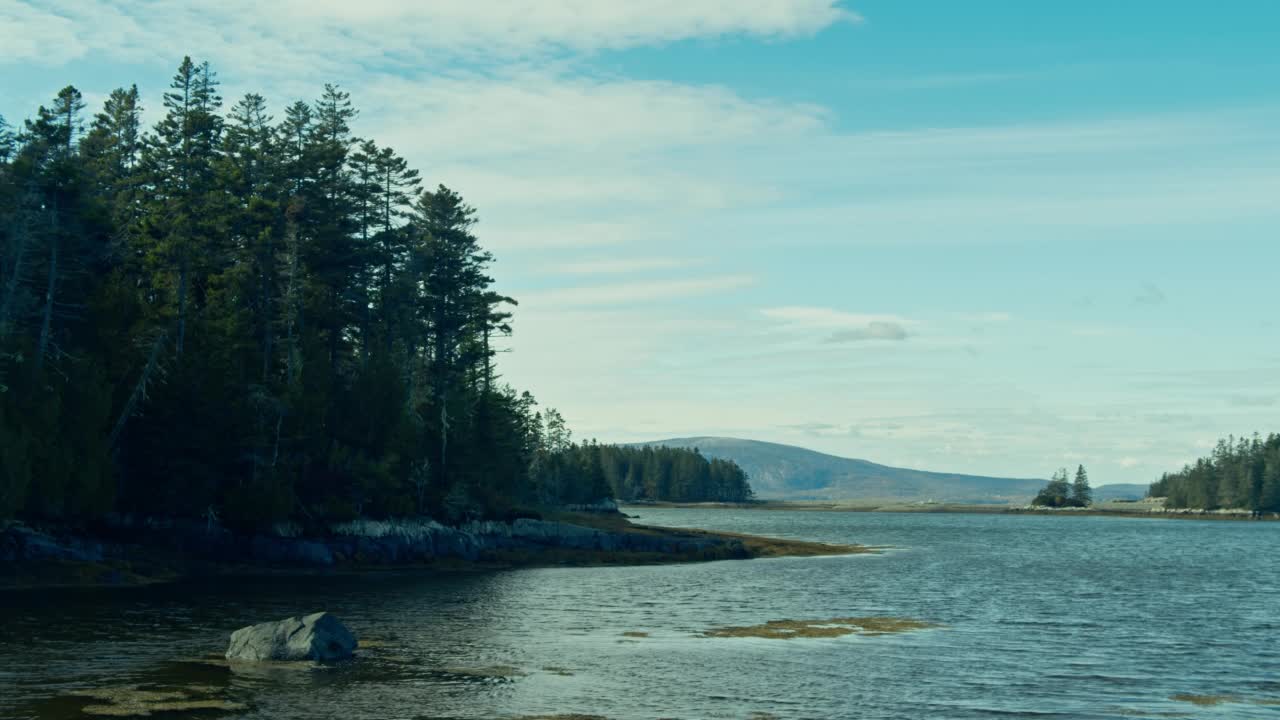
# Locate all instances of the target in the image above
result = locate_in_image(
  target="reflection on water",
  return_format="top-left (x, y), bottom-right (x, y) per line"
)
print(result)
top-left (3, 510), bottom-right (1279, 719)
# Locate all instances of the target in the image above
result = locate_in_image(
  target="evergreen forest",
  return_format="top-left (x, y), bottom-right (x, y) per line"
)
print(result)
top-left (1149, 434), bottom-right (1280, 511)
top-left (0, 59), bottom-right (752, 530)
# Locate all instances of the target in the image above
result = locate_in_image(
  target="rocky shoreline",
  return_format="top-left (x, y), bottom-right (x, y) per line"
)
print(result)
top-left (1, 513), bottom-right (868, 590)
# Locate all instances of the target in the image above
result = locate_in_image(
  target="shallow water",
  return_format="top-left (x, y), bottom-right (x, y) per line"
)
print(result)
top-left (2, 509), bottom-right (1278, 719)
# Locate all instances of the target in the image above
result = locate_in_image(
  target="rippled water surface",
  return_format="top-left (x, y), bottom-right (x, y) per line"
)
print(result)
top-left (3, 509), bottom-right (1279, 719)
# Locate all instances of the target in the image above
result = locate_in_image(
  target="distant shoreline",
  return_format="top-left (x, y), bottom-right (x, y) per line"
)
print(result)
top-left (624, 501), bottom-right (1280, 521)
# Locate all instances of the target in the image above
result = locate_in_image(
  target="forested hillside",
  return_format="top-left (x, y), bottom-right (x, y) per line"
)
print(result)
top-left (599, 445), bottom-right (753, 503)
top-left (0, 59), bottom-right (730, 530)
top-left (1149, 434), bottom-right (1280, 511)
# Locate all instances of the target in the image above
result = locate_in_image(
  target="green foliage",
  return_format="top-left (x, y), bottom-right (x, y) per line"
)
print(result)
top-left (0, 62), bottom-right (611, 529)
top-left (1032, 466), bottom-right (1092, 508)
top-left (1072, 465), bottom-right (1092, 506)
top-left (1150, 434), bottom-right (1280, 511)
top-left (596, 444), bottom-right (754, 503)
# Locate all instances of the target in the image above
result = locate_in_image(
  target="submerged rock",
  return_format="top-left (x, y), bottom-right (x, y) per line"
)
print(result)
top-left (225, 612), bottom-right (356, 662)
top-left (703, 616), bottom-right (939, 640)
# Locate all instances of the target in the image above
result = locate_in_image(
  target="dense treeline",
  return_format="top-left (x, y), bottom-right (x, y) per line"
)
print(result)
top-left (600, 445), bottom-right (754, 503)
top-left (0, 59), bottom-right (623, 529)
top-left (1149, 434), bottom-right (1280, 511)
top-left (1032, 465), bottom-right (1092, 508)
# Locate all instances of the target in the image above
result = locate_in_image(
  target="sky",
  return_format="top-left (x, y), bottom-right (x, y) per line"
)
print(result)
top-left (2, 1), bottom-right (1278, 485)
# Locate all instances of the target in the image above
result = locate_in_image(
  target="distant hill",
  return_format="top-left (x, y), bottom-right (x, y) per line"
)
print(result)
top-left (634, 437), bottom-right (1056, 503)
top-left (1091, 484), bottom-right (1149, 502)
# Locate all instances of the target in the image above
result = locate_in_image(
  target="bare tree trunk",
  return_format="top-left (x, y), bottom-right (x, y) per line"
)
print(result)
top-left (435, 329), bottom-right (448, 486)
top-left (0, 214), bottom-right (29, 339)
top-left (261, 232), bottom-right (274, 383)
top-left (283, 220), bottom-right (300, 385)
top-left (404, 337), bottom-right (418, 408)
top-left (271, 407), bottom-right (284, 468)
top-left (482, 325), bottom-right (491, 396)
top-left (439, 395), bottom-right (448, 482)
top-left (176, 249), bottom-right (188, 355)
top-left (108, 331), bottom-right (167, 449)
top-left (33, 222), bottom-right (58, 374)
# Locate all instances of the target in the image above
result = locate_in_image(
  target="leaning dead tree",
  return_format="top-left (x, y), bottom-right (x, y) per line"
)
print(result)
top-left (108, 330), bottom-right (168, 449)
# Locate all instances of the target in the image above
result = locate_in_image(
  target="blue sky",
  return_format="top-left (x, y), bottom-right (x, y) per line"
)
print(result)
top-left (3, 1), bottom-right (1278, 485)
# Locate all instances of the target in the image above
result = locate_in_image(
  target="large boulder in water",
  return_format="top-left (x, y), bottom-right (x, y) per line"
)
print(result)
top-left (225, 612), bottom-right (357, 662)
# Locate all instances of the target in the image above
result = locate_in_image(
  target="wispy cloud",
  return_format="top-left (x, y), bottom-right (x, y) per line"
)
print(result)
top-left (762, 306), bottom-right (916, 343)
top-left (826, 321), bottom-right (910, 343)
top-left (0, 0), bottom-right (859, 67)
top-left (761, 306), bottom-right (915, 329)
top-left (543, 257), bottom-right (701, 275)
top-left (962, 312), bottom-right (1013, 323)
top-left (520, 274), bottom-right (756, 307)
top-left (1133, 283), bottom-right (1167, 306)
top-left (1227, 394), bottom-right (1277, 408)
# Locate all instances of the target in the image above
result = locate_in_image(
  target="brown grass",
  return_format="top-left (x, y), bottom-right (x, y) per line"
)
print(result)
top-left (709, 530), bottom-right (880, 558)
top-left (69, 685), bottom-right (245, 717)
top-left (704, 616), bottom-right (938, 640)
top-left (621, 631), bottom-right (649, 638)
top-left (82, 700), bottom-right (248, 717)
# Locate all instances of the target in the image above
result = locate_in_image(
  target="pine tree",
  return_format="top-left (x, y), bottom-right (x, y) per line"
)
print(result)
top-left (1071, 464), bottom-right (1092, 507)
top-left (82, 85), bottom-right (144, 242)
top-left (0, 115), bottom-right (16, 164)
top-left (414, 185), bottom-right (493, 492)
top-left (141, 57), bottom-right (224, 354)
top-left (24, 86), bottom-right (88, 374)
top-left (1033, 468), bottom-right (1073, 507)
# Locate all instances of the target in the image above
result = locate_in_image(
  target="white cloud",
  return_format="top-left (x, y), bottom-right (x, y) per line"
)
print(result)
top-left (544, 257), bottom-right (701, 275)
top-left (363, 72), bottom-right (826, 162)
top-left (7, 1), bottom-right (1279, 488)
top-left (519, 274), bottom-right (755, 307)
top-left (761, 306), bottom-right (915, 329)
top-left (826, 321), bottom-right (910, 343)
top-left (0, 1), bottom-right (85, 64)
top-left (0, 0), bottom-right (858, 68)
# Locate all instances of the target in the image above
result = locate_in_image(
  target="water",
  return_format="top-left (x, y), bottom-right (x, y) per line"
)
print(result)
top-left (2, 509), bottom-right (1278, 719)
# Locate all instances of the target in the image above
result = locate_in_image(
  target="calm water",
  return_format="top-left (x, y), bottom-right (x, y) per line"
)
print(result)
top-left (2, 509), bottom-right (1278, 719)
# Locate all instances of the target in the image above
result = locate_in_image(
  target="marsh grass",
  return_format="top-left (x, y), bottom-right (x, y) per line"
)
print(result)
top-left (704, 616), bottom-right (938, 640)
top-left (620, 631), bottom-right (649, 638)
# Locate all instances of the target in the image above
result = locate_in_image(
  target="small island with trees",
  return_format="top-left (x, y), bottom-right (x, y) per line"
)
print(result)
top-left (1031, 465), bottom-right (1093, 508)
